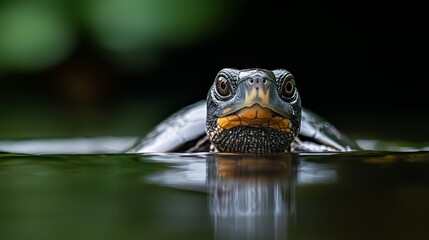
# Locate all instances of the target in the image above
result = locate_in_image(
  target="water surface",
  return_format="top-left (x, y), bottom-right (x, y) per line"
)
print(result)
top-left (0, 139), bottom-right (429, 240)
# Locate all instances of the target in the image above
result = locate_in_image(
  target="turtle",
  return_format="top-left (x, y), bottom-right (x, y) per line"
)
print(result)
top-left (128, 68), bottom-right (361, 154)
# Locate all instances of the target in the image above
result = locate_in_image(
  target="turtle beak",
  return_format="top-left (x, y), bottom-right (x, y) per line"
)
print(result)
top-left (217, 73), bottom-right (294, 119)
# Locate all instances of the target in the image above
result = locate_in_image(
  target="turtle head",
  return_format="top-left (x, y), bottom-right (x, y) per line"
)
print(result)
top-left (206, 68), bottom-right (302, 153)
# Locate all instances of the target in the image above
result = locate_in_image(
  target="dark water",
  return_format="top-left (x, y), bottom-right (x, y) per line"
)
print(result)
top-left (1, 146), bottom-right (429, 240)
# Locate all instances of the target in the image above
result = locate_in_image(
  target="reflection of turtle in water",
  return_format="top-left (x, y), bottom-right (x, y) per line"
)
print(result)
top-left (128, 68), bottom-right (360, 153)
top-left (206, 154), bottom-right (296, 239)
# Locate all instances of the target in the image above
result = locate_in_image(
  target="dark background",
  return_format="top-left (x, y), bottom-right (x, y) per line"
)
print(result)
top-left (0, 0), bottom-right (427, 141)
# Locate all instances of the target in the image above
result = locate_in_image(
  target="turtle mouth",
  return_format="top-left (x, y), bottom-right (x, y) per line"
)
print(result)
top-left (217, 104), bottom-right (292, 133)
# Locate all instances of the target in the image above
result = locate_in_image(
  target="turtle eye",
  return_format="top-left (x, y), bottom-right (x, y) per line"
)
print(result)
top-left (282, 78), bottom-right (295, 98)
top-left (215, 76), bottom-right (231, 97)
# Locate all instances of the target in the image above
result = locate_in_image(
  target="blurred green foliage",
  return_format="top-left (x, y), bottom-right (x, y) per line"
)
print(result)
top-left (0, 0), bottom-right (234, 140)
top-left (0, 0), bottom-right (230, 72)
top-left (0, 1), bottom-right (74, 71)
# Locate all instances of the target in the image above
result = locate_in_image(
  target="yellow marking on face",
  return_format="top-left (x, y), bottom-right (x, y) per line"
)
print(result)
top-left (244, 86), bottom-right (271, 106)
top-left (217, 105), bottom-right (292, 132)
top-left (259, 88), bottom-right (270, 105)
top-left (222, 107), bottom-right (232, 115)
top-left (244, 88), bottom-right (257, 106)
